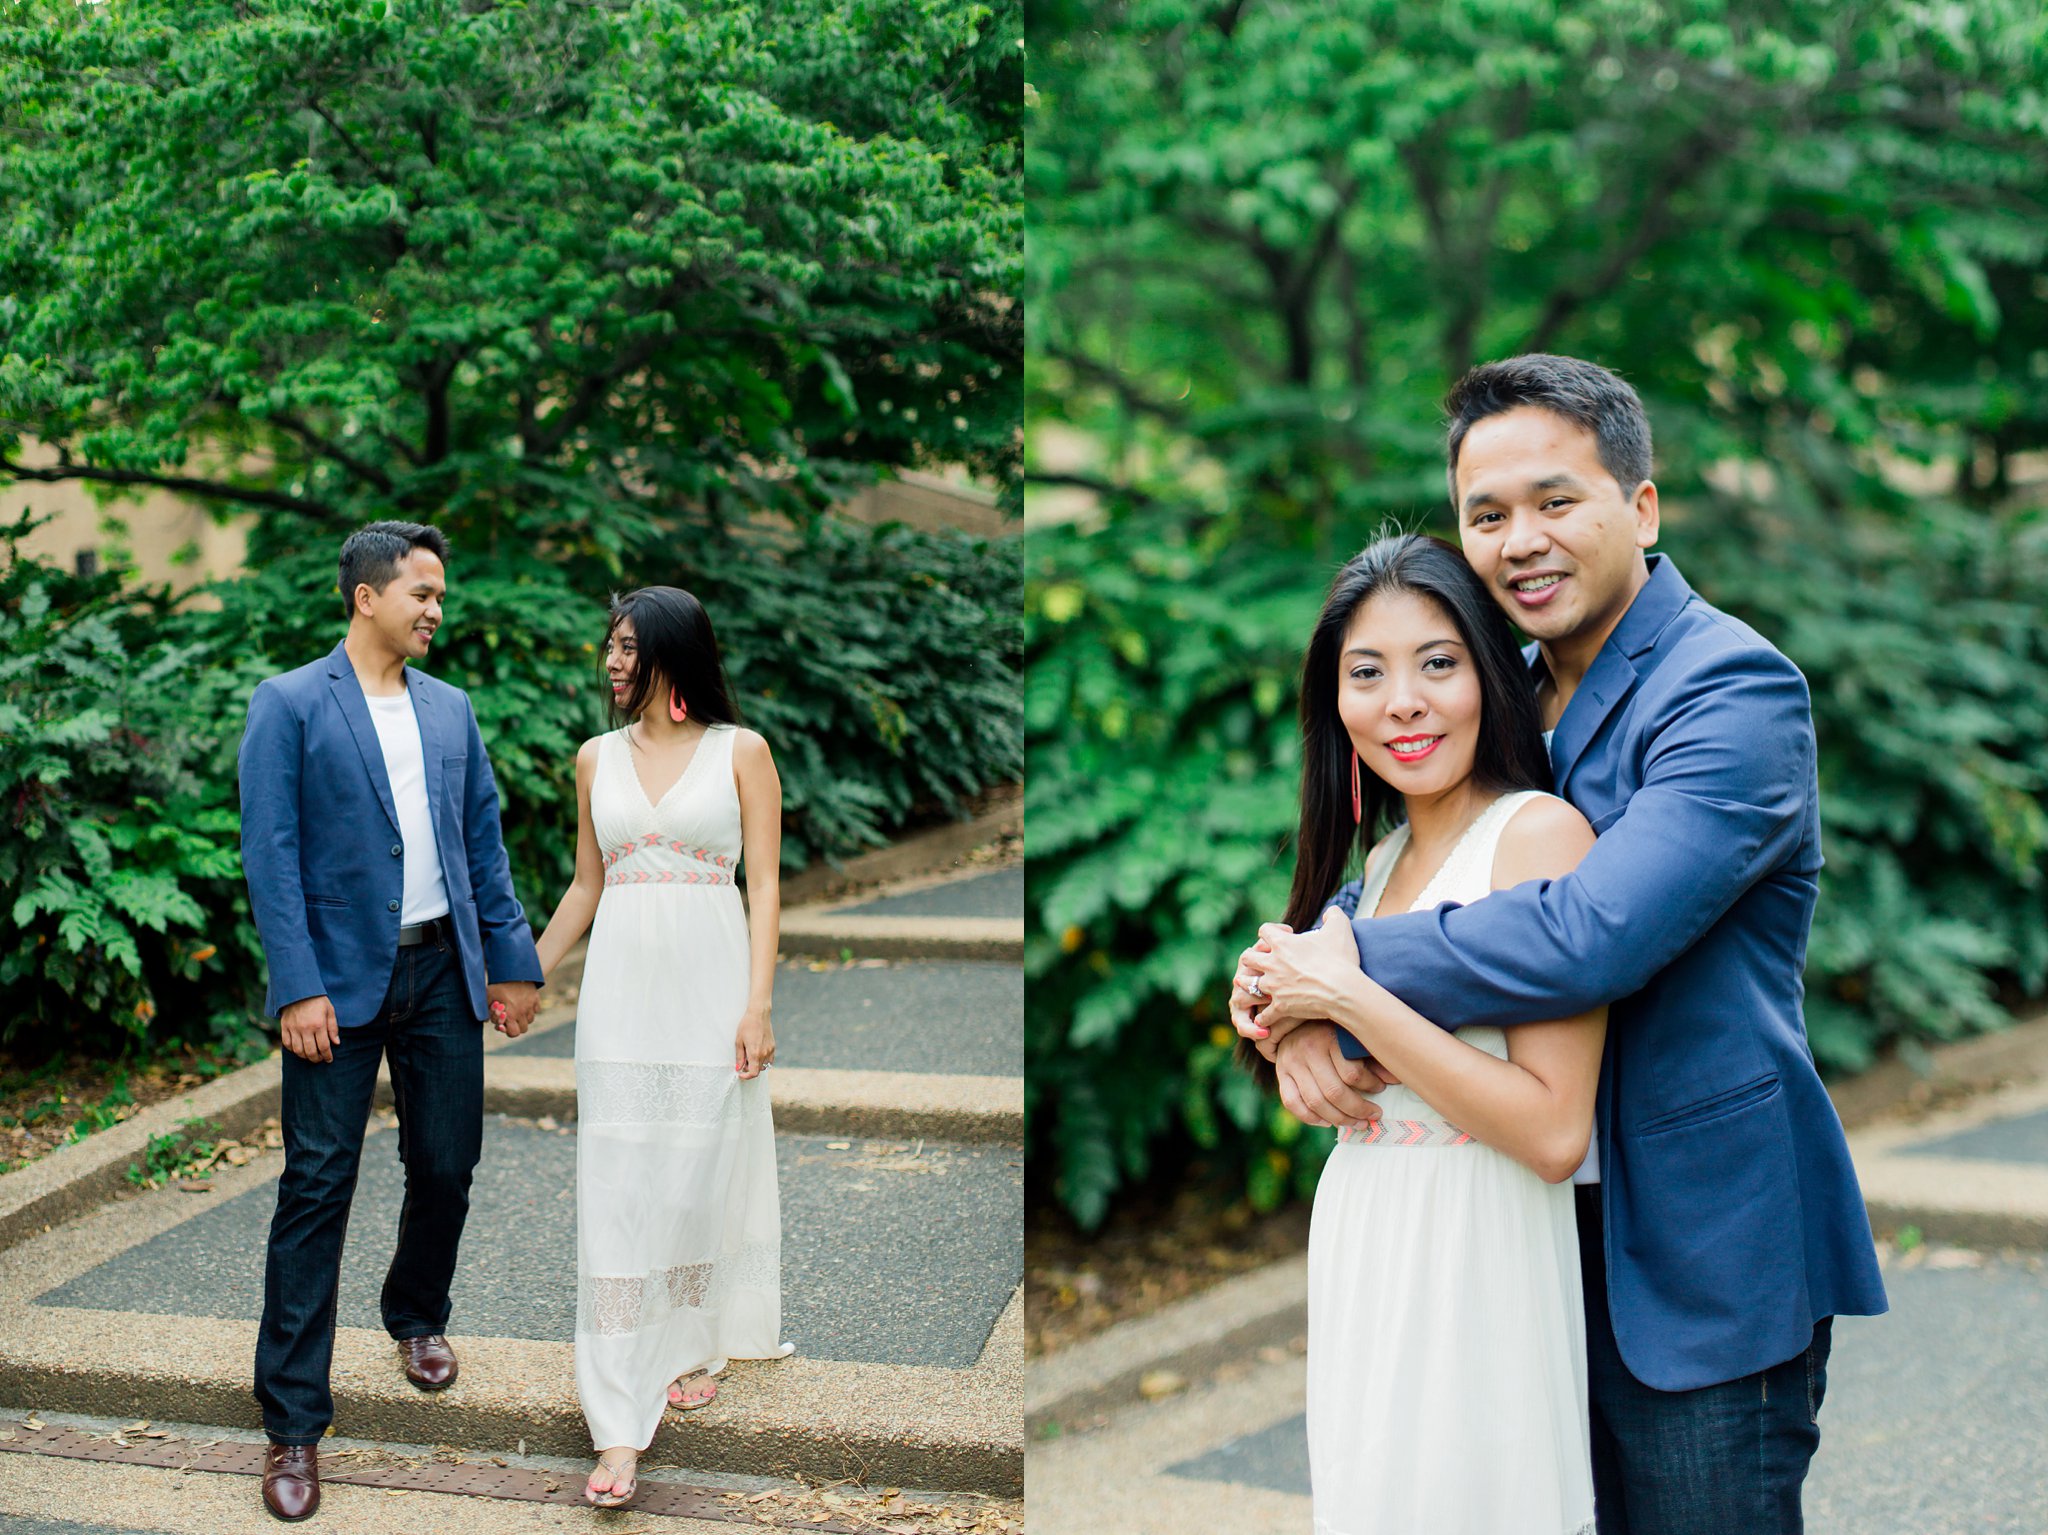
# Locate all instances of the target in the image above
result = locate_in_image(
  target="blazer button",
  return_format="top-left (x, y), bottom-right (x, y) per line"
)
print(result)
top-left (391, 844), bottom-right (403, 857)
top-left (387, 900), bottom-right (400, 912)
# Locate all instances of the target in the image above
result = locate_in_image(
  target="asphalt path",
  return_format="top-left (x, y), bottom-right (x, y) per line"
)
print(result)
top-left (505, 958), bottom-right (1023, 1078)
top-left (36, 1116), bottom-right (1023, 1369)
top-left (835, 867), bottom-right (1022, 920)
top-left (1146, 1251), bottom-right (2048, 1533)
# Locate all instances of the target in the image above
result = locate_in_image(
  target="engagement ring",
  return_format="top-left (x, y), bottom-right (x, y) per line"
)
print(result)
top-left (1247, 976), bottom-right (1264, 999)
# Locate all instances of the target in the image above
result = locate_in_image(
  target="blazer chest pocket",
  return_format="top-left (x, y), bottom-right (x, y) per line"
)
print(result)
top-left (441, 754), bottom-right (467, 799)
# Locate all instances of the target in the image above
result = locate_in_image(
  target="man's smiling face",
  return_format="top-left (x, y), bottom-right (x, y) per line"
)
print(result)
top-left (1453, 405), bottom-right (1659, 658)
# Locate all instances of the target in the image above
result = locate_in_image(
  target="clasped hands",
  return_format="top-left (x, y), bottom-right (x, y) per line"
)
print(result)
top-left (488, 980), bottom-right (540, 1038)
top-left (1230, 909), bottom-right (1395, 1131)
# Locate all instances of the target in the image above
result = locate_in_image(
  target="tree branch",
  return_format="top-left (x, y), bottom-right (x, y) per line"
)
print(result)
top-left (305, 97), bottom-right (394, 184)
top-left (1042, 343), bottom-right (1192, 430)
top-left (1025, 470), bottom-right (1153, 507)
top-left (1527, 125), bottom-right (1734, 354)
top-left (270, 412), bottom-right (396, 494)
top-left (2, 454), bottom-right (339, 519)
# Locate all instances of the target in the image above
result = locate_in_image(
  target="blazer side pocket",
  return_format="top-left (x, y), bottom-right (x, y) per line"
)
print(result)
top-left (303, 894), bottom-right (349, 909)
top-left (1637, 1073), bottom-right (1781, 1138)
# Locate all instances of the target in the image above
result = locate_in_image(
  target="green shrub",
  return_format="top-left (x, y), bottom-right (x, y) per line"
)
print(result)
top-left (0, 512), bottom-right (1020, 1062)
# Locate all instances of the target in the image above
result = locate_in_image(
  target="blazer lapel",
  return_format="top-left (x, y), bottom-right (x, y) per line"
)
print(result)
top-left (326, 642), bottom-right (401, 837)
top-left (408, 668), bottom-right (444, 815)
top-left (1550, 646), bottom-right (1638, 799)
top-left (1548, 554), bottom-right (1696, 798)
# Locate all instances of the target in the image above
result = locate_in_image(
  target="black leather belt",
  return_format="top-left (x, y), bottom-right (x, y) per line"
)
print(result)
top-left (397, 915), bottom-right (451, 947)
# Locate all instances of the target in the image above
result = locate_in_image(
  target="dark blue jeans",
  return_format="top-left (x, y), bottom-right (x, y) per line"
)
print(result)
top-left (253, 932), bottom-right (483, 1445)
top-left (1577, 1185), bottom-right (1832, 1534)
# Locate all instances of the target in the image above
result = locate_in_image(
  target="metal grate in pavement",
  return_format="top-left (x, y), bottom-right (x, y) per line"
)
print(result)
top-left (0, 1419), bottom-right (870, 1529)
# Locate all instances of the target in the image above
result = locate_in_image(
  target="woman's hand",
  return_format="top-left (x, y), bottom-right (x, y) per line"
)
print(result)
top-left (735, 1009), bottom-right (775, 1080)
top-left (1241, 909), bottom-right (1375, 1040)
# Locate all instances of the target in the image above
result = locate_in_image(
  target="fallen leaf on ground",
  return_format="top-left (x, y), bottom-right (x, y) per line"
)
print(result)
top-left (1138, 1370), bottom-right (1186, 1399)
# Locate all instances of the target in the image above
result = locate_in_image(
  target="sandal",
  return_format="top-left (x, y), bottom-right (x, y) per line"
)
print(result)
top-left (585, 1449), bottom-right (638, 1508)
top-left (667, 1370), bottom-right (719, 1411)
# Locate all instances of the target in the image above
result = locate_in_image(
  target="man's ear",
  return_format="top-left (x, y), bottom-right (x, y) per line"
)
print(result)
top-left (1633, 479), bottom-right (1660, 550)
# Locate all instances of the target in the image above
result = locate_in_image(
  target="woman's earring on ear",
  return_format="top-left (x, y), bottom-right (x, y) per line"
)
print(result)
top-left (670, 689), bottom-right (688, 724)
top-left (1351, 749), bottom-right (1362, 826)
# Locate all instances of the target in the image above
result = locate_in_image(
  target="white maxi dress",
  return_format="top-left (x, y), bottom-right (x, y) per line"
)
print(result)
top-left (575, 723), bottom-right (792, 1453)
top-left (1307, 790), bottom-right (1594, 1535)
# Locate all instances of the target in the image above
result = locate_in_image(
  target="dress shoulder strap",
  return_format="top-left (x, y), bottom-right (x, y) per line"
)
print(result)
top-left (1354, 823), bottom-right (1413, 921)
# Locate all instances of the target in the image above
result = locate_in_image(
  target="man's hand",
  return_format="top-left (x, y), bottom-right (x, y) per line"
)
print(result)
top-left (279, 995), bottom-right (340, 1063)
top-left (487, 981), bottom-right (540, 1038)
top-left (1273, 1021), bottom-right (1388, 1129)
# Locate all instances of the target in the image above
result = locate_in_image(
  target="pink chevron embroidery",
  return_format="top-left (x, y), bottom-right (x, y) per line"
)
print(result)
top-left (1360, 1119), bottom-right (1385, 1145)
top-left (1396, 1120), bottom-right (1427, 1146)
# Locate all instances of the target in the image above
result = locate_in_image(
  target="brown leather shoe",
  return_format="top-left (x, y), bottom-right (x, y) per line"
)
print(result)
top-left (262, 1443), bottom-right (320, 1522)
top-left (397, 1333), bottom-right (459, 1390)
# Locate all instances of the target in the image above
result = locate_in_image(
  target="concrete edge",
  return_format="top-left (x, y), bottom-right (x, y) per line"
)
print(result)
top-left (779, 794), bottom-right (1021, 911)
top-left (470, 1059), bottom-right (1024, 1145)
top-left (1828, 1007), bottom-right (2048, 1130)
top-left (777, 914), bottom-right (1023, 963)
top-left (0, 1317), bottom-right (1021, 1495)
top-left (0, 1058), bottom-right (283, 1256)
top-left (1025, 1255), bottom-right (1309, 1436)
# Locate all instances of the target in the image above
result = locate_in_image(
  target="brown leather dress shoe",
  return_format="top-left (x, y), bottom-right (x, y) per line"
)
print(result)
top-left (397, 1333), bottom-right (459, 1390)
top-left (262, 1443), bottom-right (320, 1522)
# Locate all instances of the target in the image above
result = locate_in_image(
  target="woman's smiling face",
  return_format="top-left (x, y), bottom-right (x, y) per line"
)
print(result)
top-left (1336, 587), bottom-right (1483, 797)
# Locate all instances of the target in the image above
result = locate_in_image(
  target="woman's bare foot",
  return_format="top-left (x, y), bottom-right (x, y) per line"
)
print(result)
top-left (585, 1448), bottom-right (638, 1507)
top-left (667, 1370), bottom-right (718, 1411)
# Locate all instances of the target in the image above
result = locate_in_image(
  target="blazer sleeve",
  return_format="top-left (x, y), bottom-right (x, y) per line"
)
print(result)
top-left (237, 680), bottom-right (327, 1010)
top-left (460, 695), bottom-right (544, 985)
top-left (1347, 643), bottom-right (1816, 1033)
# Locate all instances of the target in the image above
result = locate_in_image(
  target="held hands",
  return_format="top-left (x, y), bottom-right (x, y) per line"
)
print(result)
top-left (279, 994), bottom-right (341, 1063)
top-left (487, 981), bottom-right (540, 1038)
top-left (735, 1010), bottom-right (775, 1080)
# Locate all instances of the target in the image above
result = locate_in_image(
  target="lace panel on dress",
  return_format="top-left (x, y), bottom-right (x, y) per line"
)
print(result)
top-left (579, 1241), bottom-right (780, 1336)
top-left (577, 1061), bottom-right (737, 1126)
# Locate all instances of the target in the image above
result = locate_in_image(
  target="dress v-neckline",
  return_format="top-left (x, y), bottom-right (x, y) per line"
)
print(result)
top-left (1368, 796), bottom-right (1506, 920)
top-left (621, 724), bottom-right (712, 813)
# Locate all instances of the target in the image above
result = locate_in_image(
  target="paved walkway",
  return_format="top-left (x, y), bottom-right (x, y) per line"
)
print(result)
top-left (0, 860), bottom-right (1025, 1504)
top-left (1031, 1071), bottom-right (2048, 1535)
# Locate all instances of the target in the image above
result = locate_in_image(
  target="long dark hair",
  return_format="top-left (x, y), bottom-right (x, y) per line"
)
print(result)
top-left (605, 586), bottom-right (743, 730)
top-left (1283, 532), bottom-right (1551, 936)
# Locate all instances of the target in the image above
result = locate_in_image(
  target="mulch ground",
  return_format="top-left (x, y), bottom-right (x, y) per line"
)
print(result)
top-left (1026, 1181), bottom-right (1311, 1357)
top-left (0, 1047), bottom-right (251, 1176)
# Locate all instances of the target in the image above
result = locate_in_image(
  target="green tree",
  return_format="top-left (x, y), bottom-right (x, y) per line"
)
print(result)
top-left (1026, 0), bottom-right (2048, 1227)
top-left (0, 0), bottom-right (1023, 1057)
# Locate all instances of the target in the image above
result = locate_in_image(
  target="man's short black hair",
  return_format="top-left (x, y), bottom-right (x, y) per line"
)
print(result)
top-left (337, 521), bottom-right (450, 619)
top-left (1445, 354), bottom-right (1653, 496)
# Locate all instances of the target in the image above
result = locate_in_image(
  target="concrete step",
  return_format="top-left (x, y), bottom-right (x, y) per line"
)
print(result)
top-left (0, 1115), bottom-right (1022, 1494)
top-left (780, 867), bottom-right (1023, 963)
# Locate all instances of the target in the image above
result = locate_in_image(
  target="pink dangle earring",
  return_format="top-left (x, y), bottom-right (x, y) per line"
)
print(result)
top-left (1350, 749), bottom-right (1362, 826)
top-left (670, 688), bottom-right (688, 724)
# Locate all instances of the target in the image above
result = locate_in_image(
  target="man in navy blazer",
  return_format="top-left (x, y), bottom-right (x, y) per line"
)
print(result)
top-left (1239, 356), bottom-right (1886, 1533)
top-left (238, 520), bottom-right (542, 1521)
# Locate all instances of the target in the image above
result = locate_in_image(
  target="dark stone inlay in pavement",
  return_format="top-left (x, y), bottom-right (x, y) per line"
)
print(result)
top-left (506, 960), bottom-right (1021, 1079)
top-left (1900, 1105), bottom-right (2048, 1165)
top-left (1164, 1411), bottom-right (1309, 1496)
top-left (834, 867), bottom-right (1021, 920)
top-left (35, 1117), bottom-right (1021, 1369)
top-left (0, 1519), bottom-right (178, 1535)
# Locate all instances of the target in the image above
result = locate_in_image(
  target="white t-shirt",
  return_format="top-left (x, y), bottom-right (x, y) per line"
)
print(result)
top-left (1542, 728), bottom-right (1601, 1188)
top-left (365, 690), bottom-right (451, 925)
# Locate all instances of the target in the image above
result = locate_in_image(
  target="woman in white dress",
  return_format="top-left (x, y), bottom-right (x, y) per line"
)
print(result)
top-left (533, 585), bottom-right (793, 1509)
top-left (1236, 534), bottom-right (1605, 1535)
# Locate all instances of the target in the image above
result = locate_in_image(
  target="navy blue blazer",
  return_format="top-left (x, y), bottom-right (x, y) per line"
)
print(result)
top-left (237, 640), bottom-right (542, 1027)
top-left (1341, 555), bottom-right (1886, 1390)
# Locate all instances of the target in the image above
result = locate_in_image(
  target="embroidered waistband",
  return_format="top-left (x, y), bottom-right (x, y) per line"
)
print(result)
top-left (1338, 1117), bottom-right (1475, 1147)
top-left (601, 834), bottom-right (737, 886)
